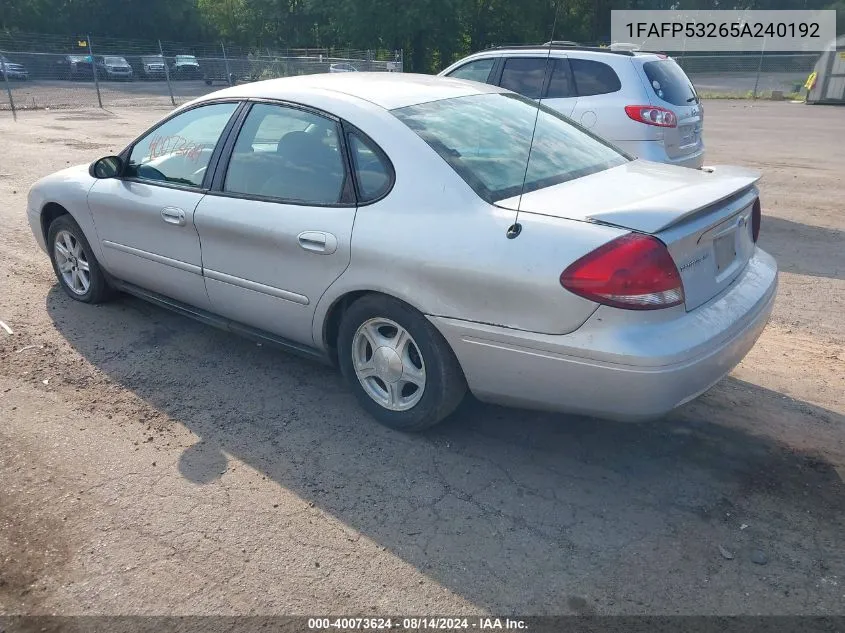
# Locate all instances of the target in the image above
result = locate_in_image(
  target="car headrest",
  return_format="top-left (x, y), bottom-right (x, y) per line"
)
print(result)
top-left (276, 130), bottom-right (331, 165)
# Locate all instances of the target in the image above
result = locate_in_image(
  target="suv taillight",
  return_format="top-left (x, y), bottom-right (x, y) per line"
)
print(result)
top-left (560, 234), bottom-right (685, 310)
top-left (751, 198), bottom-right (761, 242)
top-left (625, 105), bottom-right (677, 128)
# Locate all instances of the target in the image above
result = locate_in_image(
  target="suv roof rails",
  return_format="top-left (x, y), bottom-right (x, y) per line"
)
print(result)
top-left (486, 43), bottom-right (637, 56)
top-left (608, 42), bottom-right (641, 51)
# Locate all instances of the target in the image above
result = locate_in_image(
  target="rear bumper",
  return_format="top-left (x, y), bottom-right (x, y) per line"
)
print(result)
top-left (615, 139), bottom-right (705, 169)
top-left (430, 248), bottom-right (777, 421)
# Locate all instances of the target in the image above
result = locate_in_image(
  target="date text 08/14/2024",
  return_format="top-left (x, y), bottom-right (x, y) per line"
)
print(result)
top-left (307, 617), bottom-right (528, 630)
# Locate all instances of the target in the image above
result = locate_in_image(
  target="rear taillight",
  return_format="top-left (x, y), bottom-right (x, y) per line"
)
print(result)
top-left (751, 198), bottom-right (761, 242)
top-left (624, 105), bottom-right (677, 128)
top-left (560, 234), bottom-right (685, 310)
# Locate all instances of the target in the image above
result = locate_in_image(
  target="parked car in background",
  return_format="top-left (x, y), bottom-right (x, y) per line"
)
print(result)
top-left (171, 55), bottom-right (202, 79)
top-left (0, 55), bottom-right (29, 80)
top-left (139, 55), bottom-right (167, 80)
top-left (439, 44), bottom-right (704, 169)
top-left (95, 56), bottom-right (134, 81)
top-left (56, 54), bottom-right (94, 80)
top-left (329, 62), bottom-right (359, 73)
top-left (26, 73), bottom-right (775, 432)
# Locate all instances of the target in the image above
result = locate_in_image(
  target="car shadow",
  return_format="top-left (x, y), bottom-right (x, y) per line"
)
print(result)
top-left (45, 287), bottom-right (845, 614)
top-left (758, 216), bottom-right (845, 281)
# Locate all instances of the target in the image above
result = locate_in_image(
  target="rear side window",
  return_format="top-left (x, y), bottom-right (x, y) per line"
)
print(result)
top-left (499, 57), bottom-right (550, 99)
top-left (224, 103), bottom-right (345, 204)
top-left (348, 132), bottom-right (392, 202)
top-left (446, 58), bottom-right (496, 84)
top-left (546, 58), bottom-right (576, 98)
top-left (571, 59), bottom-right (621, 96)
top-left (642, 59), bottom-right (699, 106)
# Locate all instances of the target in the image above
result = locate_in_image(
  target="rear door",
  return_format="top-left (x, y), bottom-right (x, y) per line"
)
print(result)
top-left (193, 101), bottom-right (357, 347)
top-left (496, 56), bottom-right (552, 102)
top-left (543, 57), bottom-right (578, 117)
top-left (637, 58), bottom-right (704, 162)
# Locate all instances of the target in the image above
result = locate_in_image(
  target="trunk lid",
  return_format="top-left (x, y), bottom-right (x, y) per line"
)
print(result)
top-left (496, 160), bottom-right (761, 311)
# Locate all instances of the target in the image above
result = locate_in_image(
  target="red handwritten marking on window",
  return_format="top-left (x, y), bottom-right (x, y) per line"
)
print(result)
top-left (147, 134), bottom-right (209, 163)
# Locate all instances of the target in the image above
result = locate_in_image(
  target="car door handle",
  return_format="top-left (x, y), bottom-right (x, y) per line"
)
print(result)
top-left (161, 206), bottom-right (186, 226)
top-left (298, 231), bottom-right (337, 254)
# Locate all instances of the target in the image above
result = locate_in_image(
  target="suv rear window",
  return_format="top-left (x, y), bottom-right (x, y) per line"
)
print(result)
top-left (571, 59), bottom-right (621, 96)
top-left (642, 59), bottom-right (698, 105)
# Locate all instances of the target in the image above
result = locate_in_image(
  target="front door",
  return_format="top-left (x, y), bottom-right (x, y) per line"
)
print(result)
top-left (86, 101), bottom-right (240, 309)
top-left (193, 102), bottom-right (357, 347)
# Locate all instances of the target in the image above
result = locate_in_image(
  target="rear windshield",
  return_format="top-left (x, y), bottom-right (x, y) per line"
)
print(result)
top-left (642, 59), bottom-right (698, 106)
top-left (176, 56), bottom-right (197, 62)
top-left (105, 57), bottom-right (127, 65)
top-left (392, 93), bottom-right (628, 203)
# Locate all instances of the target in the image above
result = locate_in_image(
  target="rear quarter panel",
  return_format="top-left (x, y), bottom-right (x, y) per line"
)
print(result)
top-left (310, 98), bottom-right (628, 346)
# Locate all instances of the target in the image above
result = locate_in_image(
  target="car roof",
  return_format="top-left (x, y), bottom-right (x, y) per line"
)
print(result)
top-left (197, 72), bottom-right (506, 110)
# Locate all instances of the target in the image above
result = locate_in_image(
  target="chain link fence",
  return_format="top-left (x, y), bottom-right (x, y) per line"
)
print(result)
top-left (674, 51), bottom-right (819, 98)
top-left (1, 31), bottom-right (403, 116)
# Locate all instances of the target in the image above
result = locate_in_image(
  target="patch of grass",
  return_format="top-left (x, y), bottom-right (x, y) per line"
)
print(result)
top-left (697, 90), bottom-right (805, 101)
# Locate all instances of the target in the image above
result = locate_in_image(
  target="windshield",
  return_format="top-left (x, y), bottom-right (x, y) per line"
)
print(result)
top-left (70, 55), bottom-right (90, 62)
top-left (393, 93), bottom-right (629, 203)
top-left (105, 56), bottom-right (127, 65)
top-left (642, 59), bottom-right (698, 106)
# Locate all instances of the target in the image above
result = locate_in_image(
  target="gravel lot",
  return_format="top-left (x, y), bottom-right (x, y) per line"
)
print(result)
top-left (0, 100), bottom-right (843, 616)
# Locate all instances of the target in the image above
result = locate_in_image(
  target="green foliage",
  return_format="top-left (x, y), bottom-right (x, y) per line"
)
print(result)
top-left (2, 0), bottom-right (841, 72)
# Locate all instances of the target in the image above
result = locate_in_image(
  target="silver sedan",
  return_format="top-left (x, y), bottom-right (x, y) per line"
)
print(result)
top-left (26, 73), bottom-right (777, 431)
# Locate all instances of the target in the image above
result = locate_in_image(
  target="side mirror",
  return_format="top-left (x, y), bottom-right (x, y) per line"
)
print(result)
top-left (90, 156), bottom-right (123, 179)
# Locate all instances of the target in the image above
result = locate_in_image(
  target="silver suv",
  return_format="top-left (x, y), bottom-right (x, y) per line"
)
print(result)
top-left (439, 45), bottom-right (704, 169)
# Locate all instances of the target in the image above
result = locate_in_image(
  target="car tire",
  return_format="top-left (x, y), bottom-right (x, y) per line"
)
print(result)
top-left (337, 294), bottom-right (467, 432)
top-left (47, 215), bottom-right (112, 304)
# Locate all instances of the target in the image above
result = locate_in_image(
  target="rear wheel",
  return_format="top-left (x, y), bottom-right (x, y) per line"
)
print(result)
top-left (337, 295), bottom-right (466, 432)
top-left (47, 215), bottom-right (112, 304)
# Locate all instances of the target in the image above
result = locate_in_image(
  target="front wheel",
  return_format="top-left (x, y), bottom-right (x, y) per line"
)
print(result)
top-left (47, 215), bottom-right (112, 304)
top-left (337, 295), bottom-right (467, 432)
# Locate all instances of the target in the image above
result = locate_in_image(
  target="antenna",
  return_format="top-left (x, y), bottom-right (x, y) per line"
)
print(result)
top-left (507, 1), bottom-right (561, 240)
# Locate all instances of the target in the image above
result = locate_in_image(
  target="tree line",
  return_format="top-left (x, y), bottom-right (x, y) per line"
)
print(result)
top-left (2, 0), bottom-right (843, 72)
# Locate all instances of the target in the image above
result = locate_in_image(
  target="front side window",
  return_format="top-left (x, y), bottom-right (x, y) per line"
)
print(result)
top-left (446, 58), bottom-right (496, 84)
top-left (393, 93), bottom-right (627, 203)
top-left (224, 103), bottom-right (345, 205)
top-left (499, 57), bottom-right (550, 99)
top-left (126, 102), bottom-right (238, 187)
top-left (348, 132), bottom-right (392, 202)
